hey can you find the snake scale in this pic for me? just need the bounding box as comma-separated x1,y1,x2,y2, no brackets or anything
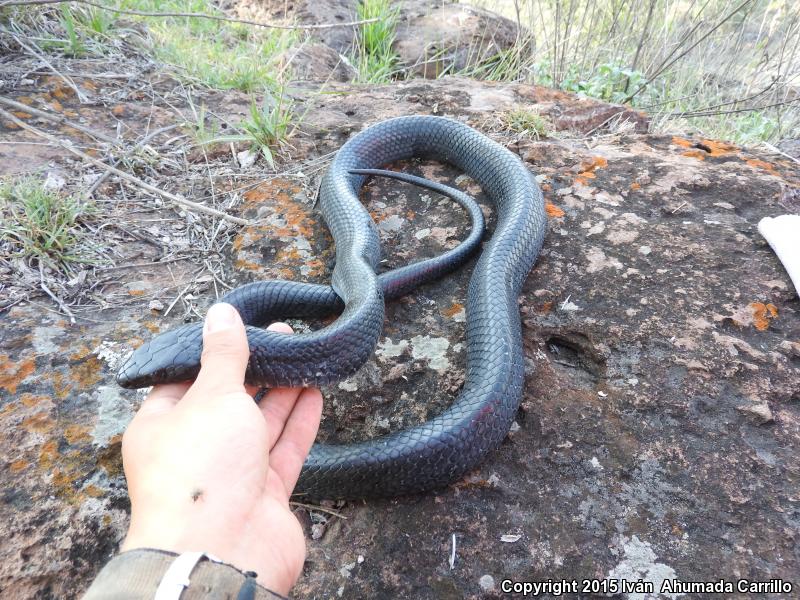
117,115,546,500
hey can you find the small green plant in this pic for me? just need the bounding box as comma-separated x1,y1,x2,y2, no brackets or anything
202,91,296,166
460,46,528,82
116,0,296,91
184,100,219,146
58,5,86,57
0,177,98,273
240,94,294,166
74,5,116,37
352,0,400,83
499,107,550,139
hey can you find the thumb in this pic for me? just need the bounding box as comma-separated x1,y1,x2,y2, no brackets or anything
193,302,250,395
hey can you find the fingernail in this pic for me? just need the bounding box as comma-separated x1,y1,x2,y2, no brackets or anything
204,303,238,334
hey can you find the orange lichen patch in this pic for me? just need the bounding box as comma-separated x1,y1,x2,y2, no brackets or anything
70,345,93,361
751,302,778,331
234,258,263,272
442,302,464,318
745,159,777,175
111,104,126,116
142,321,160,334
681,150,706,161
0,402,18,419
64,424,91,445
15,96,33,105
545,202,565,218
243,178,301,206
11,110,32,119
454,472,497,489
70,356,103,389
22,412,55,434
700,139,737,156
368,209,388,223
49,100,63,112
537,301,554,314
49,82,74,99
278,208,318,238
43,444,99,503
39,439,59,470
0,354,36,394
128,289,146,296
52,371,72,400
83,484,105,498
671,137,693,148
278,267,295,279
582,156,608,171
406,210,415,221
232,229,266,253
575,156,607,186
21,393,50,408
232,235,245,251
630,182,641,191
52,467,80,498
276,245,302,262
541,183,552,192
10,459,28,473
304,259,326,277
98,434,123,477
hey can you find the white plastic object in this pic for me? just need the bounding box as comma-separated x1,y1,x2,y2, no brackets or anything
154,552,222,600
758,215,800,299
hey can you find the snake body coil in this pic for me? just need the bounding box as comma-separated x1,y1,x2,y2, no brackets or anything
117,116,546,499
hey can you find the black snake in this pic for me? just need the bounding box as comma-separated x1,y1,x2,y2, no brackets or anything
117,116,546,499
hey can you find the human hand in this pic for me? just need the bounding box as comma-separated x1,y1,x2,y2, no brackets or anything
120,303,323,595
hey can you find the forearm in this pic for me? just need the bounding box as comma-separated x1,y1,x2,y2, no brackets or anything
82,549,288,600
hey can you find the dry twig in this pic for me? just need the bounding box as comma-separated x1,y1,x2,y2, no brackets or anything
0,0,379,30
0,26,88,102
87,123,179,197
0,107,249,225
0,94,119,145
39,263,76,323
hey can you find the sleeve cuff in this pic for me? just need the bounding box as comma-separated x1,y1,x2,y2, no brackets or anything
82,548,288,600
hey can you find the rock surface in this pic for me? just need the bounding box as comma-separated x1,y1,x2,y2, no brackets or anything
278,42,357,82
2,75,799,600
394,3,521,78
236,0,521,79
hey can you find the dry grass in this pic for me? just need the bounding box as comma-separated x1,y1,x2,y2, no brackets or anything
462,0,800,144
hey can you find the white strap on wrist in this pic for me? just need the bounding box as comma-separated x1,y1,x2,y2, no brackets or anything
153,551,222,600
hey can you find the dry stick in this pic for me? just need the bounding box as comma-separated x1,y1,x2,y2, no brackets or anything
0,95,120,145
667,81,779,116
623,0,757,104
88,123,179,197
670,97,800,118
583,110,629,137
761,142,800,166
0,0,378,30
0,26,88,102
289,501,347,519
0,107,249,225
625,0,657,93
39,263,76,324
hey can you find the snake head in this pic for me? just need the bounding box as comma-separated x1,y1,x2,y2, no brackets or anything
116,323,204,389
